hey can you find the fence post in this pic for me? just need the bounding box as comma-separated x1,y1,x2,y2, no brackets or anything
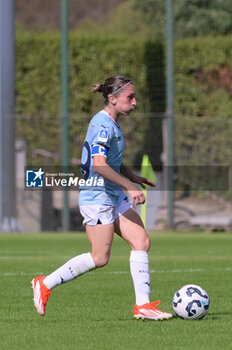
165,0,175,229
0,0,19,232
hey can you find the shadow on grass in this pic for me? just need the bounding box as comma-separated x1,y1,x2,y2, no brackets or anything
172,312,232,321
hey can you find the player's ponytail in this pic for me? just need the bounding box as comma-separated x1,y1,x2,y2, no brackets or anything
91,75,133,105
91,83,104,93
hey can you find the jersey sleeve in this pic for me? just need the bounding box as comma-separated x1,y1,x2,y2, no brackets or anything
90,121,113,157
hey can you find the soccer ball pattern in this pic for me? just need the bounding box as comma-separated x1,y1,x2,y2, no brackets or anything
173,284,210,320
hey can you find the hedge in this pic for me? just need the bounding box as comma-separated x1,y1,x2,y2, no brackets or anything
16,32,165,167
174,35,232,167
16,32,232,188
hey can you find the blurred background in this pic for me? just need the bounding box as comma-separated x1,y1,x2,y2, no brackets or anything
0,0,232,233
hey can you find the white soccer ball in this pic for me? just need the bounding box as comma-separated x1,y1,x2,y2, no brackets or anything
173,284,210,320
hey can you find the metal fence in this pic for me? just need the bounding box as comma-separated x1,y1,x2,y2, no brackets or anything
15,113,232,232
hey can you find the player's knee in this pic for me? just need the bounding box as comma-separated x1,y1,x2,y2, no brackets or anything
133,235,150,252
144,236,151,252
92,254,110,268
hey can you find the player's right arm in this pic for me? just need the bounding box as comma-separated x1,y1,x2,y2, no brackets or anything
93,155,146,208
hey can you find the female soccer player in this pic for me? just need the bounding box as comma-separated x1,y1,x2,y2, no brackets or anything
32,75,172,320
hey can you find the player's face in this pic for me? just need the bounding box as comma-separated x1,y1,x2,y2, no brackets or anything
114,84,137,116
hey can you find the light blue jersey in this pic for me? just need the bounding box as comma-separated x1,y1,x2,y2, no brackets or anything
79,110,125,206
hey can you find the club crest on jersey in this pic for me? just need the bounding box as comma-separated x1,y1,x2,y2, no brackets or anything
98,129,108,142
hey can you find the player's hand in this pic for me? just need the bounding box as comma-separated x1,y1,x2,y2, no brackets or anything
132,175,156,189
128,184,146,207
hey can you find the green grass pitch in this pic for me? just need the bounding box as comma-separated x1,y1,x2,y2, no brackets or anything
0,232,231,350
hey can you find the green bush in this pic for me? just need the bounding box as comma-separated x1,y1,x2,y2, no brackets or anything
16,31,232,201
16,32,164,166
174,36,232,167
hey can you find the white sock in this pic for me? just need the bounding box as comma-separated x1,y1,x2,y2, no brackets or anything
130,250,150,306
43,252,96,290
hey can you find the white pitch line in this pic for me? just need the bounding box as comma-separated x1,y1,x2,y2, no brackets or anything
0,267,231,277
100,267,232,275
0,272,45,277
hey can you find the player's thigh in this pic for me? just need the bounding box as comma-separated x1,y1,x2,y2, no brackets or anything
86,223,115,267
114,208,150,251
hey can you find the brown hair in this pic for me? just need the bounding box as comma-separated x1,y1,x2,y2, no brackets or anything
91,75,133,104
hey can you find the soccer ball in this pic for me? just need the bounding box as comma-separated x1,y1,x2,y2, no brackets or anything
173,284,210,320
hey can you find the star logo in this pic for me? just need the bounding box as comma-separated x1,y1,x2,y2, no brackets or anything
33,168,44,181
26,168,44,188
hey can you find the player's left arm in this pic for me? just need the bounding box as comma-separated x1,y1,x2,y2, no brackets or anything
120,163,156,189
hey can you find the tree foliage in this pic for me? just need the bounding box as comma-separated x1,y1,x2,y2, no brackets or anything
134,0,232,38
15,0,126,30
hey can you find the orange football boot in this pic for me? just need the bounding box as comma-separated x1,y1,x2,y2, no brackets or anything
134,300,173,320
32,276,52,316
